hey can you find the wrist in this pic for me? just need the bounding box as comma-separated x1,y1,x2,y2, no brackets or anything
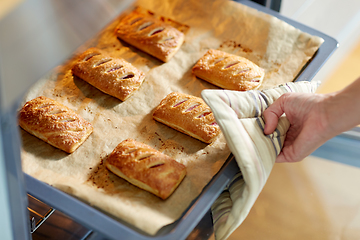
322,89,360,137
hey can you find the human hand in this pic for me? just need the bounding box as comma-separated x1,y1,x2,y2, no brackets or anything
262,92,330,163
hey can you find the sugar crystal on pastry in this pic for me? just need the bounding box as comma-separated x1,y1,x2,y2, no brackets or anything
72,47,145,101
192,49,265,91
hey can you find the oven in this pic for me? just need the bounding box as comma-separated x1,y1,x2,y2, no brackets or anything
0,0,343,239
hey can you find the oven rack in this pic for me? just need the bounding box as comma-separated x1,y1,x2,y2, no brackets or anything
28,194,95,239
27,194,55,233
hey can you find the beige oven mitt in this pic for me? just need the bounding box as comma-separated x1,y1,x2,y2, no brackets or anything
201,81,319,240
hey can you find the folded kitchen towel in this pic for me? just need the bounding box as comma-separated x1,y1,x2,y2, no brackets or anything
201,81,319,240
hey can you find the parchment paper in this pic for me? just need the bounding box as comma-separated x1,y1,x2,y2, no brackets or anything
20,0,324,235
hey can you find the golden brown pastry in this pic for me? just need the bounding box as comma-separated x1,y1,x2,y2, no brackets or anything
72,47,145,101
114,8,185,62
153,92,220,143
18,96,93,153
106,139,186,200
192,49,265,91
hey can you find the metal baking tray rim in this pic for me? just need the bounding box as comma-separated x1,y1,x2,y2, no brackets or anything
24,1,338,239
26,154,238,239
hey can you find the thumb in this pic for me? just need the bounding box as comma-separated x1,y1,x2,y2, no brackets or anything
262,96,287,135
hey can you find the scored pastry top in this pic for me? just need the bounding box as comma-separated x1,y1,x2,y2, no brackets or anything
192,49,265,91
153,92,220,143
105,138,186,200
18,96,93,153
72,47,145,101
115,8,185,62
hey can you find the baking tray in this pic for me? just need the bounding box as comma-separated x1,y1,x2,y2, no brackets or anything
24,0,338,239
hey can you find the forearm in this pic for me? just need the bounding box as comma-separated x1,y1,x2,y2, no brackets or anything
323,77,360,137
262,77,360,163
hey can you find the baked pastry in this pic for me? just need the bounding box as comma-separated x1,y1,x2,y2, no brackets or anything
72,47,145,101
18,96,93,153
114,8,185,62
153,92,220,143
192,49,265,91
106,139,186,200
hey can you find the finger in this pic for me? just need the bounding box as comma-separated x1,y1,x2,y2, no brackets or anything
263,97,286,135
276,148,300,163
275,134,299,163
275,152,287,163
263,111,279,135
276,133,311,163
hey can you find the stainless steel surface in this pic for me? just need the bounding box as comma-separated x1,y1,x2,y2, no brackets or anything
25,155,239,240
0,0,132,239
0,0,133,110
22,0,338,235
27,195,92,240
28,195,55,233
0,107,31,239
0,0,339,239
